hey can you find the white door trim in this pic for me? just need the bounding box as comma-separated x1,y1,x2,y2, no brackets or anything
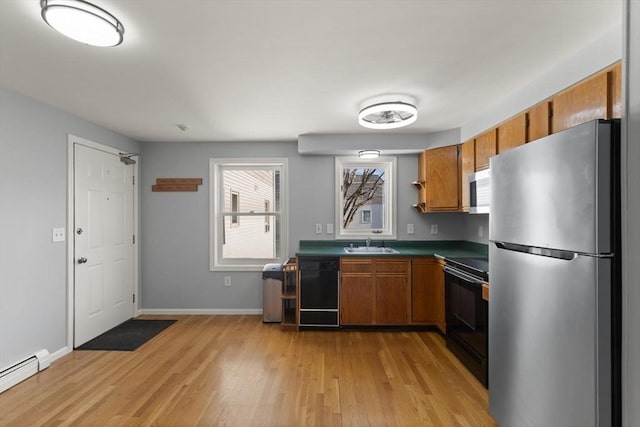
66,135,139,350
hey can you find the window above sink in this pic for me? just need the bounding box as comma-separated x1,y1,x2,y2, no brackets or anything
335,156,397,240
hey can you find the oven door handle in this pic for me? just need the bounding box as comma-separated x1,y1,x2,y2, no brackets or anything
443,265,484,285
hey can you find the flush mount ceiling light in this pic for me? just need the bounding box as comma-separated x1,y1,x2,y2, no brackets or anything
358,150,381,159
358,101,418,130
41,0,124,47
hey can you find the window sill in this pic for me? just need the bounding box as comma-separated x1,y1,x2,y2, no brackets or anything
211,264,280,272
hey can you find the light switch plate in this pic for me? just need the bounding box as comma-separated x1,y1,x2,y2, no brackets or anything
315,224,322,234
326,223,334,234
430,224,439,235
407,224,415,234
479,226,484,237
52,227,65,243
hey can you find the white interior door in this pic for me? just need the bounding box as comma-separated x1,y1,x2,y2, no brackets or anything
74,143,134,347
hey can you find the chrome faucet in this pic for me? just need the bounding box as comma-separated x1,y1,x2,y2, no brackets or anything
366,237,371,248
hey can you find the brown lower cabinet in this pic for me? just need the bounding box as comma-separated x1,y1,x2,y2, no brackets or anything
340,275,375,324
376,259,411,324
340,256,444,329
340,257,410,325
411,258,446,333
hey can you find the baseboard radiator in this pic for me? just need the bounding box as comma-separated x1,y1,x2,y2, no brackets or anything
0,349,50,394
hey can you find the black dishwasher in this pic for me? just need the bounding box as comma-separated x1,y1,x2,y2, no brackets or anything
298,257,340,327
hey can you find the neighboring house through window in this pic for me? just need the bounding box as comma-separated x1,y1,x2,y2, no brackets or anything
210,158,288,270
361,209,371,224
230,191,239,226
264,200,271,233
335,157,397,239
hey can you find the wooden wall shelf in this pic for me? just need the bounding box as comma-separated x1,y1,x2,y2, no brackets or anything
412,203,426,213
152,178,203,192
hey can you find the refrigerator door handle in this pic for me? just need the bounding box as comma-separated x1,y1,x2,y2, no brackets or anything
493,241,577,261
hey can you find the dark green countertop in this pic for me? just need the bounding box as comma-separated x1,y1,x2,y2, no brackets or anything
296,240,488,259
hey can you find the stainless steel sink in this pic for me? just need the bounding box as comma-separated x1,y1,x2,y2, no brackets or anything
343,246,400,254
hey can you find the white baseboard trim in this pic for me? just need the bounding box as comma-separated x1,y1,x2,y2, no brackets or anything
137,308,263,316
50,346,72,363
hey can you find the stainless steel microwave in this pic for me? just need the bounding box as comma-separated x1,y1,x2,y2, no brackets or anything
469,169,490,214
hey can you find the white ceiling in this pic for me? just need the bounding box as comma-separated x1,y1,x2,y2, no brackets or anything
0,0,622,143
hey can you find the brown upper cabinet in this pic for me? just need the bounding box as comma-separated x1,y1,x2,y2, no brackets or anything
611,62,622,119
497,112,527,153
462,62,620,157
424,145,460,212
459,139,475,212
552,71,607,133
415,62,622,216
474,129,497,171
552,63,621,134
528,101,551,143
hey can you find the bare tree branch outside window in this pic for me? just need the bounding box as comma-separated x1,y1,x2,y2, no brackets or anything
335,157,395,238
342,168,384,228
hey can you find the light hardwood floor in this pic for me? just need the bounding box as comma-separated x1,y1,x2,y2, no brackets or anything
0,315,497,426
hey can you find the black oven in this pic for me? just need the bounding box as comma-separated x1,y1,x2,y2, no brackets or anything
444,257,489,387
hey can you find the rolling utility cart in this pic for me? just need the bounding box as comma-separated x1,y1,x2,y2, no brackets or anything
281,258,299,330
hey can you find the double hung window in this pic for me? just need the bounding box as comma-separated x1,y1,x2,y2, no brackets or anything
210,158,288,270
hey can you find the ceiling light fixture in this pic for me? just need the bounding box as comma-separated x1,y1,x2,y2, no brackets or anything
41,0,125,47
358,150,381,159
358,101,418,130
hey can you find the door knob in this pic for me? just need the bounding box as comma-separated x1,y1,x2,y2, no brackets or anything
77,257,88,264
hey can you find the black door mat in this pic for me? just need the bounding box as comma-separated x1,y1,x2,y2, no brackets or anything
76,319,176,351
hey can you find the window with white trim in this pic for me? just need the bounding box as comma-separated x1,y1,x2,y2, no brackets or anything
335,156,396,239
210,159,288,270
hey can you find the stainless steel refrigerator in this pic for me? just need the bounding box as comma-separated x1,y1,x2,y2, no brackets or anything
489,119,621,427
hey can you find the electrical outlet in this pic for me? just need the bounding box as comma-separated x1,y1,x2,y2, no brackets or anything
430,224,439,235
479,225,484,237
326,223,334,234
52,227,65,243
224,276,231,287
315,224,322,234
407,224,415,234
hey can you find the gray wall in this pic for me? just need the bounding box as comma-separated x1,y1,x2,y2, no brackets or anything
464,214,489,245
139,141,475,310
0,86,140,369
